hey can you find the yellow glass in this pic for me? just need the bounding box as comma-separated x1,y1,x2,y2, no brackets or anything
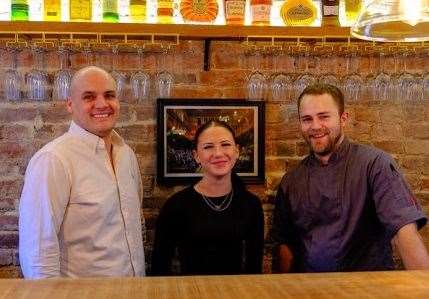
157,0,174,23
281,0,318,26
44,0,61,21
130,0,146,22
70,0,92,21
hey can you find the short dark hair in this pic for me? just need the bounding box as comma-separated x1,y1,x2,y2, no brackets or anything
297,83,345,115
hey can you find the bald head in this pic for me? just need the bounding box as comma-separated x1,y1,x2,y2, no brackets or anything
70,66,116,100
66,65,120,138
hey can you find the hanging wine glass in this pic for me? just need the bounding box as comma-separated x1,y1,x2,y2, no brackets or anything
155,44,174,99
341,45,364,102
396,48,423,101
418,46,429,100
110,45,127,100
317,44,340,87
130,46,150,103
293,45,316,99
270,45,293,102
372,48,391,101
53,46,73,101
82,44,93,66
26,45,49,101
246,46,267,101
2,46,23,101
363,45,377,101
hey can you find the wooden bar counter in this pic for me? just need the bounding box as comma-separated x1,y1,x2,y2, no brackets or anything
1,271,429,299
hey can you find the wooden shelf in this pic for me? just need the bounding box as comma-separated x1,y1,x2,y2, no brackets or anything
0,21,352,40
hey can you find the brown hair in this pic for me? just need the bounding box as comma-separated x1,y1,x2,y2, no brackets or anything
193,120,245,191
193,120,237,149
297,83,345,115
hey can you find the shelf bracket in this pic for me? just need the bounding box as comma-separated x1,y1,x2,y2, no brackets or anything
203,39,211,71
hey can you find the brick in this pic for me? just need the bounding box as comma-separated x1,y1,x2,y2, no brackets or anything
398,156,425,174
422,177,429,191
404,123,429,139
33,123,68,141
0,179,22,203
136,155,156,174
372,141,405,155
0,124,33,140
354,108,380,123
402,104,428,122
0,266,21,278
210,42,244,69
134,106,156,122
199,70,246,87
296,140,309,157
405,140,429,155
266,158,287,173
347,121,371,140
117,124,156,142
266,172,284,192
0,106,38,123
0,249,13,265
265,103,287,124
266,122,301,141
0,213,18,231
221,87,246,99
371,123,404,140
172,85,222,99
0,142,32,160
0,232,18,249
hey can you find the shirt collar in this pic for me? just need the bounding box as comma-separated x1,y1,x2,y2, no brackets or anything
309,137,350,166
68,121,124,153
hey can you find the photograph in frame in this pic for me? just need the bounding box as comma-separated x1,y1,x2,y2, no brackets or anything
157,99,265,184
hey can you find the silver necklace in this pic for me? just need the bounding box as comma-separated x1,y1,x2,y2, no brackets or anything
201,189,234,212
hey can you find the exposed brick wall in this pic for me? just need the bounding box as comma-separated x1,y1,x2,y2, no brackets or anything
0,41,428,277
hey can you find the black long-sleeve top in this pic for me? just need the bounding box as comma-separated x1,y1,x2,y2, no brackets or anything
151,185,264,275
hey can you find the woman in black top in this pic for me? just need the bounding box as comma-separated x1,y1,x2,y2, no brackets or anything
151,120,264,275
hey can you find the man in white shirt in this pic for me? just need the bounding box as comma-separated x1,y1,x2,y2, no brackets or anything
19,66,145,279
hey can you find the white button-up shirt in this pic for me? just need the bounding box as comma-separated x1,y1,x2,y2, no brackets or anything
19,121,145,279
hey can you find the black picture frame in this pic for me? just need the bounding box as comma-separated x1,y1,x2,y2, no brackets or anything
157,98,265,185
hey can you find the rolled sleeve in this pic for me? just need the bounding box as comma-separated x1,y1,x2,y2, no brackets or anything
369,153,427,238
19,152,71,279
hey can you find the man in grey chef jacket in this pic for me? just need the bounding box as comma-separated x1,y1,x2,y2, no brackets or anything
19,66,146,278
271,83,429,272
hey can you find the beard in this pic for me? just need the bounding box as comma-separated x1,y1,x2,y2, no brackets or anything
304,127,343,157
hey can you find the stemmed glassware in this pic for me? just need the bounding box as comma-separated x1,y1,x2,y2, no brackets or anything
423,47,429,100
363,46,377,101
130,46,150,102
341,45,364,102
26,45,49,101
246,46,267,101
372,49,392,101
53,46,73,101
110,45,127,100
316,44,340,86
395,48,423,101
155,44,174,99
292,45,316,99
270,45,293,102
2,46,23,101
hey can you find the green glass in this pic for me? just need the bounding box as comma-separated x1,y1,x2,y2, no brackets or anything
11,0,29,21
103,0,119,23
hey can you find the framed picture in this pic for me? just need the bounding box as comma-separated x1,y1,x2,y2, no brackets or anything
157,99,265,185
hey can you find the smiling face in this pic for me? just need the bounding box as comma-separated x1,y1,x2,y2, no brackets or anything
193,126,239,180
67,67,119,138
299,93,348,161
